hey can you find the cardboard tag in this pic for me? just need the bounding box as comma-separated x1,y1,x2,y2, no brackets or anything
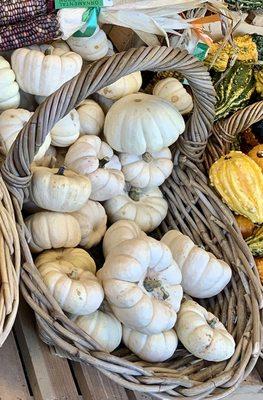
55,0,112,8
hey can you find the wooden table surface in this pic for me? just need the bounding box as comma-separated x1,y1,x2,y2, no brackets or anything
0,300,262,400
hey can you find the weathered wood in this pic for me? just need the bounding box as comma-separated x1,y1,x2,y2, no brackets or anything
0,332,30,400
72,362,130,400
14,300,80,400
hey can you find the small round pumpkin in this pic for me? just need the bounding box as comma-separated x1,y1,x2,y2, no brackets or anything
98,72,142,100
76,99,105,136
104,93,185,155
35,248,104,315
51,110,80,147
104,186,168,233
234,215,255,239
248,144,263,171
176,300,235,362
64,135,125,201
11,43,82,96
67,29,109,61
25,211,81,253
153,77,193,115
120,148,173,189
97,237,183,334
30,166,91,212
0,56,20,111
70,200,107,249
0,108,51,160
103,220,146,257
72,302,122,352
162,230,232,299
123,327,178,362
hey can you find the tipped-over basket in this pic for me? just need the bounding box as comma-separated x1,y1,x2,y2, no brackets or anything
1,47,262,399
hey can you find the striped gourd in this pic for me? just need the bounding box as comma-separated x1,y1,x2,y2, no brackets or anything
246,227,263,257
226,0,263,10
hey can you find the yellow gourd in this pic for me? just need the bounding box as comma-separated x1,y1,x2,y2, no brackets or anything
209,151,263,223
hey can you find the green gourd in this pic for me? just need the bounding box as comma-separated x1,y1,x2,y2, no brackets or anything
226,0,263,11
246,226,263,257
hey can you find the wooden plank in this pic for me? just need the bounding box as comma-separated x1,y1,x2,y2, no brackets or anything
14,299,80,400
235,369,263,394
126,391,152,400
0,332,31,400
72,362,130,400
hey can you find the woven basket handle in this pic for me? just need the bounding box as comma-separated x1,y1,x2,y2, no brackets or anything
2,46,215,206
205,100,263,169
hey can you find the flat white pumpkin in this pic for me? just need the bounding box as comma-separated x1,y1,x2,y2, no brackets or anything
120,148,173,189
11,43,82,96
0,56,20,111
76,99,105,136
103,220,146,257
123,327,178,362
51,110,80,147
97,237,183,334
176,300,235,362
67,29,109,61
65,135,125,201
30,166,91,212
72,302,122,352
70,200,107,249
153,78,193,115
36,248,104,314
104,93,185,155
0,108,51,160
98,71,142,100
104,186,168,232
25,211,81,253
161,230,232,298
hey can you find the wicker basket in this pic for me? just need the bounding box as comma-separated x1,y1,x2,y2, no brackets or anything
1,47,262,399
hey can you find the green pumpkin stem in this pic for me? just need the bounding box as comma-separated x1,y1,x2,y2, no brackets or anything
142,152,153,163
129,187,142,202
56,166,66,176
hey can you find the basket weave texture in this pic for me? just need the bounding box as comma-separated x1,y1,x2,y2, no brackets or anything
1,47,262,399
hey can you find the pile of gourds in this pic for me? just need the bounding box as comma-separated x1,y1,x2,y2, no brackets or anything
0,37,238,363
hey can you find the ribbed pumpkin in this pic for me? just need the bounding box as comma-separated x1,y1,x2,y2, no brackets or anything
209,151,263,223
248,144,263,171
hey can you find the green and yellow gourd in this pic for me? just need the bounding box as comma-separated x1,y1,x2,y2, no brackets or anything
213,62,255,120
255,67,263,97
246,227,263,257
226,0,263,10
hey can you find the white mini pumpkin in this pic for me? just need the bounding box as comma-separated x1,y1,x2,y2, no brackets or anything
161,230,232,298
65,135,125,201
30,166,91,212
98,72,142,100
120,148,173,189
25,211,81,253
103,220,146,257
51,110,80,147
0,56,20,111
153,78,193,115
104,93,185,155
72,302,122,352
76,99,105,136
67,29,109,61
104,186,168,232
176,300,235,362
97,237,183,334
11,43,82,96
0,108,51,160
36,248,104,315
123,327,178,362
33,145,57,168
70,200,107,249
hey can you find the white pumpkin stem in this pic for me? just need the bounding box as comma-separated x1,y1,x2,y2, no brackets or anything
44,46,54,56
142,152,153,163
56,166,66,176
143,277,169,300
129,187,142,202
208,318,218,329
99,157,110,168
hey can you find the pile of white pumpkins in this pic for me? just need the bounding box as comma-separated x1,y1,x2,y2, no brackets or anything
0,34,236,364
